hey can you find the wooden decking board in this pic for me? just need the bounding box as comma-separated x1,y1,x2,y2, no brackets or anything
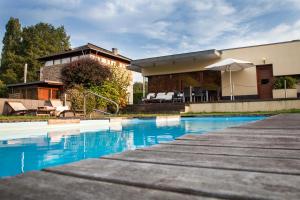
44,159,300,200
170,139,300,149
215,128,300,136
178,134,300,141
139,144,300,159
0,114,300,199
102,150,300,175
0,172,213,200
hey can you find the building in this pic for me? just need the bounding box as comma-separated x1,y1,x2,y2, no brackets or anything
129,40,300,101
8,43,133,103
7,80,63,100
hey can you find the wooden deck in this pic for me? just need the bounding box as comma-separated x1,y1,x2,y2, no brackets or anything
1,114,300,200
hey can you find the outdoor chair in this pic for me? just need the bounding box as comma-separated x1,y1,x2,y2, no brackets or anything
183,87,192,102
164,92,175,102
173,91,184,102
142,93,156,103
152,92,167,103
5,101,35,115
49,99,72,117
193,87,205,102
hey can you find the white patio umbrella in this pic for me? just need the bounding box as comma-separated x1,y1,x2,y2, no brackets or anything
205,58,254,100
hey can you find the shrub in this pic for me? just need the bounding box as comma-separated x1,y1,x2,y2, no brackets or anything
66,85,96,115
133,93,143,104
274,76,297,89
90,81,120,113
62,58,112,88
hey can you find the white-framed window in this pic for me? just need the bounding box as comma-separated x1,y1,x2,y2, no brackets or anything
54,59,61,65
45,60,53,66
62,57,70,64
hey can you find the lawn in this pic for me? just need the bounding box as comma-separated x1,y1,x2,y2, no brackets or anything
1,109,300,122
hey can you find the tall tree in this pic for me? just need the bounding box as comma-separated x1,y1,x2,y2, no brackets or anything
0,17,24,84
21,23,70,81
0,18,71,84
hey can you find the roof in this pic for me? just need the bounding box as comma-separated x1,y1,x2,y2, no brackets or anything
38,43,131,62
129,49,221,72
221,39,300,51
7,80,64,87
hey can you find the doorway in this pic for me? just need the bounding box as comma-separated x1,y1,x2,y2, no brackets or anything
256,65,274,99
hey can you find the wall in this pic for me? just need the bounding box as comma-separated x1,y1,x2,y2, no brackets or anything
221,41,300,96
140,41,300,98
185,99,300,113
0,98,47,115
41,54,134,105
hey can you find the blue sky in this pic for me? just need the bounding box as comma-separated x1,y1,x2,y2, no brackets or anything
1,0,300,81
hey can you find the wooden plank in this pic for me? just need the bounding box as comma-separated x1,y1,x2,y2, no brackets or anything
44,159,300,200
103,150,300,175
0,172,213,200
138,144,300,159
178,134,300,142
170,138,300,150
216,128,300,136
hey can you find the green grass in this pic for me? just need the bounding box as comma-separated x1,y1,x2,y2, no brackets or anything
1,109,299,122
0,115,55,122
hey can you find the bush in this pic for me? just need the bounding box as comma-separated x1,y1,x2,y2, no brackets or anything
66,85,96,115
62,58,112,88
90,81,120,113
274,76,297,89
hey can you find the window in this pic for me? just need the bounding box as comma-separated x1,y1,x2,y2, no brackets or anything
261,79,270,85
62,58,70,64
45,60,53,66
54,59,61,65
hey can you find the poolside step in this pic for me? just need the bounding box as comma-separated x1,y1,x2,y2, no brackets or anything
48,119,80,125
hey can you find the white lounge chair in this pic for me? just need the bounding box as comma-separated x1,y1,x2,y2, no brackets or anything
49,99,70,117
164,92,175,102
142,93,156,103
152,92,166,103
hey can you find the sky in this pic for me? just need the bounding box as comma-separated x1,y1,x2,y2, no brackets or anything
1,0,300,82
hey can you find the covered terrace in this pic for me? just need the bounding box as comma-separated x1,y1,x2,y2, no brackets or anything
129,49,222,103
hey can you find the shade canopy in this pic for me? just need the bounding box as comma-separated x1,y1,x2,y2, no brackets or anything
205,58,254,71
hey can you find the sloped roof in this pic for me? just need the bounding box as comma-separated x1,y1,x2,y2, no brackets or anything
38,43,131,62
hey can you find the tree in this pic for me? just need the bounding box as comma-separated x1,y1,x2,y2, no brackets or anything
0,80,8,97
0,17,24,84
21,23,70,81
62,58,112,88
0,18,71,84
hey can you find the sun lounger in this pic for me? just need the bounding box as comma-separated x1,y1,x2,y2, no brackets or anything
49,99,71,117
142,93,156,103
5,101,34,115
151,92,166,103
164,92,175,102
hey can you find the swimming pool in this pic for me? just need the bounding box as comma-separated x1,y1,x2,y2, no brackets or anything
0,116,265,178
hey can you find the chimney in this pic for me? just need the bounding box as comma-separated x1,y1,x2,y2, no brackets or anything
24,63,28,83
112,48,119,55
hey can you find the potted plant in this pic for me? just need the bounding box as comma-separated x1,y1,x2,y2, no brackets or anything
272,76,297,99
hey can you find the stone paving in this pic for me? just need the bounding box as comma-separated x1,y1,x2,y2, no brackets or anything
1,114,300,200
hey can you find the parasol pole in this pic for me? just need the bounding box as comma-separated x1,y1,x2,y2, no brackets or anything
228,66,233,101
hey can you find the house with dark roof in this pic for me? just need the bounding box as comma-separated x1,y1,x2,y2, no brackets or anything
8,43,133,103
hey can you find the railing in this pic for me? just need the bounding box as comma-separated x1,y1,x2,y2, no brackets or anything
83,90,119,116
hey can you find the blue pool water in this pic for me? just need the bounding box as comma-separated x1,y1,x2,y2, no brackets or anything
0,116,265,178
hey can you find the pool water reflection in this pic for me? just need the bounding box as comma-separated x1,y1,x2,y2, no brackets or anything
0,116,265,178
